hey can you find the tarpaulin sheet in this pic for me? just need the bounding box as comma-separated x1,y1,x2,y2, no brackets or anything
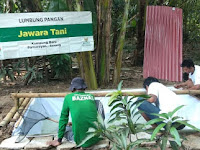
143,6,182,81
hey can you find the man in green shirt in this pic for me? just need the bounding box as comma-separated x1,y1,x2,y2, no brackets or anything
48,77,101,148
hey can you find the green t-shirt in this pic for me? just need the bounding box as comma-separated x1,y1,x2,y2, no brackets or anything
58,91,100,147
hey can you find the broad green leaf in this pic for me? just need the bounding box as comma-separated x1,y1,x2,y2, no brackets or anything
87,127,96,133
132,110,141,118
105,92,115,97
109,99,121,106
113,132,123,148
110,110,123,118
176,120,200,131
131,98,146,107
108,116,123,123
146,118,165,126
110,103,124,112
120,129,128,149
118,80,123,91
168,105,184,118
151,123,166,140
172,116,182,122
108,91,122,106
122,96,128,105
151,113,169,119
170,127,181,146
97,114,105,129
130,100,145,114
77,132,96,147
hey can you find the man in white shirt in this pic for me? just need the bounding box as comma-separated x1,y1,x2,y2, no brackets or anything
139,77,184,129
174,59,200,90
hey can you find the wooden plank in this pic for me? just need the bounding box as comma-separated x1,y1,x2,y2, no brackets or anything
24,136,53,149
0,136,30,149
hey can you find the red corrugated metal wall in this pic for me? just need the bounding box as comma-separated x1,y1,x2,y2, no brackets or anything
143,6,182,81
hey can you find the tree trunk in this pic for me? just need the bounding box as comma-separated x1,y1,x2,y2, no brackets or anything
96,0,112,86
113,0,130,85
133,0,146,66
159,0,164,5
111,25,119,56
76,0,98,90
19,0,42,12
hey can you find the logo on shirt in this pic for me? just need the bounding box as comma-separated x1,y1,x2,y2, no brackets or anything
72,95,94,101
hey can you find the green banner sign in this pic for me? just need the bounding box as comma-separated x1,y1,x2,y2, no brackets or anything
0,12,94,60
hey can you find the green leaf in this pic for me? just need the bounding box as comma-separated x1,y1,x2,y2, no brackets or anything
161,136,168,150
176,120,200,131
168,105,184,118
117,80,123,91
97,114,105,129
131,19,137,27
172,116,182,122
77,132,96,147
151,113,169,119
110,103,124,112
128,139,150,149
109,99,121,106
135,94,151,99
120,129,128,149
146,118,165,126
170,127,181,146
122,96,128,105
108,91,122,106
169,140,179,150
151,123,166,140
87,127,96,133
110,110,123,118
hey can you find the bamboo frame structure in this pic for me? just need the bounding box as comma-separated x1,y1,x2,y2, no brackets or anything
11,89,200,98
1,89,199,128
14,97,32,128
10,89,200,108
0,98,24,127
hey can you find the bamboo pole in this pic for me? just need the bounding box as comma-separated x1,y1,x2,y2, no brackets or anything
14,98,33,128
0,97,24,127
9,97,31,127
10,98,24,122
11,89,200,98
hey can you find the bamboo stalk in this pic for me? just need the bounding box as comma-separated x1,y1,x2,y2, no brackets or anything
0,98,24,127
10,98,25,122
11,89,200,98
9,97,31,127
14,98,33,128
